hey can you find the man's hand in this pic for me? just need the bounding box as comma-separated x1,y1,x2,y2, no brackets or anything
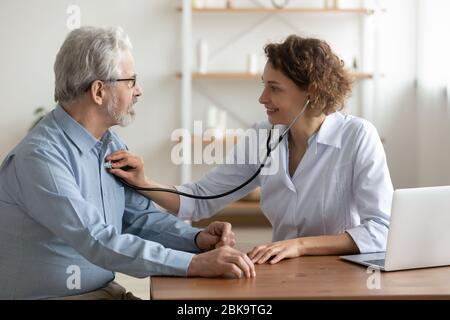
195,221,236,251
187,246,256,279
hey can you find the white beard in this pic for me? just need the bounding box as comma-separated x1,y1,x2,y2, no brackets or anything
107,95,136,127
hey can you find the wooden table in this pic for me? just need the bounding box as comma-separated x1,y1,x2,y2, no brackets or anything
150,243,450,300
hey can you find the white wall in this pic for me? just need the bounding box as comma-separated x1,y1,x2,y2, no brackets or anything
375,0,418,188
415,0,450,187
0,0,423,188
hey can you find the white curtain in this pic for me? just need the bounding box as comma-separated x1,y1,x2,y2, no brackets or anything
416,0,450,186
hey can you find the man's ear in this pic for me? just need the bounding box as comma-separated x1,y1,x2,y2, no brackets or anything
89,80,105,106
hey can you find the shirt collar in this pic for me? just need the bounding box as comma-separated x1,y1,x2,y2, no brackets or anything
315,111,345,149
53,104,112,154
273,111,344,149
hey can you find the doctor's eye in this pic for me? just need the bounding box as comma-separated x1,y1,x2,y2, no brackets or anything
270,86,281,93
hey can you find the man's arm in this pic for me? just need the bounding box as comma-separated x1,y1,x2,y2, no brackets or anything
14,148,253,279
121,189,202,253
14,148,194,278
122,189,237,251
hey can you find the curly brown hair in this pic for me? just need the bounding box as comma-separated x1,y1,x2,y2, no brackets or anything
264,35,352,115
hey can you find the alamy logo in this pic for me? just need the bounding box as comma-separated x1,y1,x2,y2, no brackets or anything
66,5,81,30
366,266,381,290
170,122,281,176
66,265,81,290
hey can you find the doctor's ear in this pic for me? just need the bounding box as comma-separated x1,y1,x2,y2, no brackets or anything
306,96,314,109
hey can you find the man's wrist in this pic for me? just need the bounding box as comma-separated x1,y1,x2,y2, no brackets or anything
194,230,203,250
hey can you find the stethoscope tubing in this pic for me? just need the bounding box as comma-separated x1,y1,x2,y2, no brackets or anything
114,100,310,200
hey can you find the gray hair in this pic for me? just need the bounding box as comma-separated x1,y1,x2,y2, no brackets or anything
54,26,133,104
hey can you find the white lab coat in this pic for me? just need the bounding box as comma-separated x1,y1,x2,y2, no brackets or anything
176,112,393,253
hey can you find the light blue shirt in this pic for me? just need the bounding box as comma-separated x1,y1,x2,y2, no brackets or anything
0,105,201,299
177,112,393,253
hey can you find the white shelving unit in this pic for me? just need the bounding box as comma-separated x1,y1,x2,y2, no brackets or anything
178,0,383,213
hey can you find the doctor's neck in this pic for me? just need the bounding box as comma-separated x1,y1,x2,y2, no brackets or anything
288,110,326,148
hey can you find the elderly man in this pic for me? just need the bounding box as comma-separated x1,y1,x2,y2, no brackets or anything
0,26,255,300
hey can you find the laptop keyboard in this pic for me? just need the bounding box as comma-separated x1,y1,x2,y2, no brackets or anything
365,259,385,267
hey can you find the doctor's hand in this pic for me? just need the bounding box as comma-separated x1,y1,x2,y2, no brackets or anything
105,150,149,187
247,239,304,264
195,221,236,251
188,246,256,279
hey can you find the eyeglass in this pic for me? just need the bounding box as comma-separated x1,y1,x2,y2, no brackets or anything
113,76,137,89
84,75,137,91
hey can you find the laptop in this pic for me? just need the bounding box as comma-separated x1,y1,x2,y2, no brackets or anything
340,186,450,271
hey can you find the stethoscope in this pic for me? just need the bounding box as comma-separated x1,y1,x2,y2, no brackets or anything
107,99,310,199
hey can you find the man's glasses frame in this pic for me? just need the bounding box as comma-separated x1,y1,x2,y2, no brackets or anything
84,75,137,91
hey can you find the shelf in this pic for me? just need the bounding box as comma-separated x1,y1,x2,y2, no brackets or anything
177,71,374,81
191,200,268,228
178,134,385,145
176,134,238,144
226,200,260,210
176,72,258,80
178,7,375,15
194,72,261,80
351,72,374,80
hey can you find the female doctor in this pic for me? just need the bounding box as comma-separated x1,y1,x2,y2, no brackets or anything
106,35,394,265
